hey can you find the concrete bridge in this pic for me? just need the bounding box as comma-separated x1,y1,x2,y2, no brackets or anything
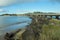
26,13,60,19
29,13,60,19
16,13,60,19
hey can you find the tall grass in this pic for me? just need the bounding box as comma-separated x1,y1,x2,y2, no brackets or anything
40,19,60,40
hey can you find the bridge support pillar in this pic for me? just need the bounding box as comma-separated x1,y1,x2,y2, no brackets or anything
38,15,41,17
50,16,52,18
56,16,59,19
40,15,45,17
45,15,47,17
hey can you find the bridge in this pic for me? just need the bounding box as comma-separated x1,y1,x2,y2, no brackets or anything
15,13,60,19
28,13,60,19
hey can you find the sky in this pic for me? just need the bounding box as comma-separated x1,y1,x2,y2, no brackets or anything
0,0,60,14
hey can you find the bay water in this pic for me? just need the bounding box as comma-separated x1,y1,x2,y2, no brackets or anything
0,16,32,35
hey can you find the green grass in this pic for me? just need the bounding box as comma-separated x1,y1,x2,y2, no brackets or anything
40,19,60,40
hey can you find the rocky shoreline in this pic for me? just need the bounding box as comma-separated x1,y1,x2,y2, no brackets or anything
3,15,49,40
3,15,60,40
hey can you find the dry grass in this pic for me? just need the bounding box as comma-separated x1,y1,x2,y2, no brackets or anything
40,19,60,40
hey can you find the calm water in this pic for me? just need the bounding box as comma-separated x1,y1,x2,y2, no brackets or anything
0,16,32,35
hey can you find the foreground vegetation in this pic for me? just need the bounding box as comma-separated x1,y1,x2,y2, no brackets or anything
41,19,60,40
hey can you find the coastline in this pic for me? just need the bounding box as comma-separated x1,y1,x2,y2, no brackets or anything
1,14,60,40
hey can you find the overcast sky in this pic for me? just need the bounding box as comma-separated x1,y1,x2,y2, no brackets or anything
0,0,60,14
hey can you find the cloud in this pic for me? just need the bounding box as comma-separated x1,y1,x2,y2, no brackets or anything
0,0,17,7
0,0,38,7
0,0,60,7
0,9,6,12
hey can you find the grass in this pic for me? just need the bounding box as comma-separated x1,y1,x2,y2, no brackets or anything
40,19,60,40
